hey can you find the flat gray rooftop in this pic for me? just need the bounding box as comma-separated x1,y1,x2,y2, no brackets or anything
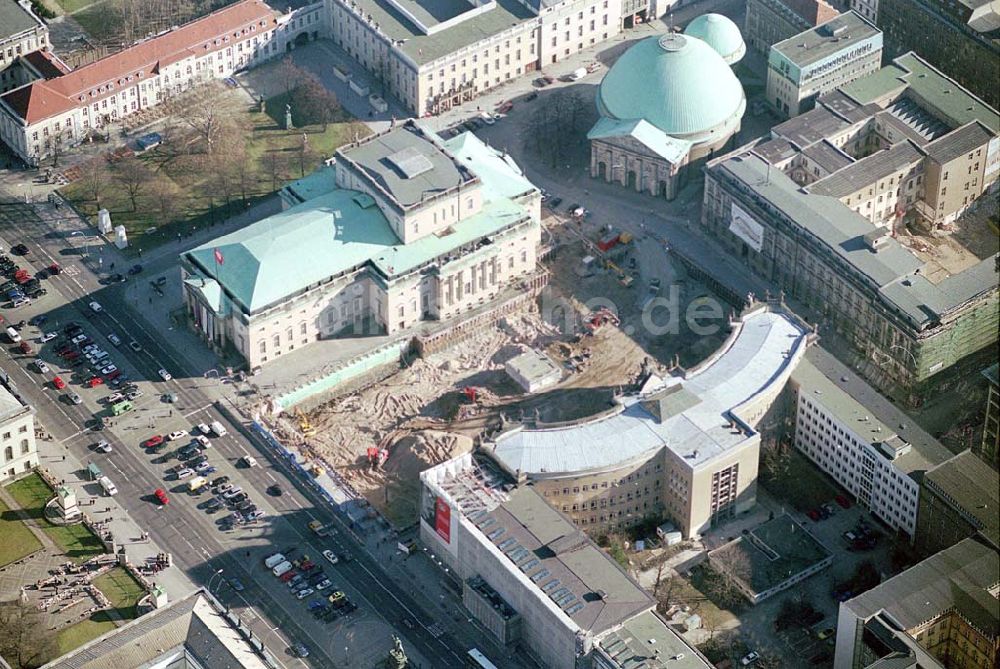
392,0,478,28
596,610,711,669
471,485,655,634
800,139,854,174
335,0,536,66
710,514,831,596
846,537,998,632
792,347,952,476
772,10,881,68
337,124,475,209
772,105,851,149
0,382,26,422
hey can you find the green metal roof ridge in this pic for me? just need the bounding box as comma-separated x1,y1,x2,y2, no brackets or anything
443,131,535,202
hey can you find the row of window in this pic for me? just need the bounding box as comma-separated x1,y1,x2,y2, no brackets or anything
2,441,32,462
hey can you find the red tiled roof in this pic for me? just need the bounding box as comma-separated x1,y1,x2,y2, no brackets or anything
23,50,72,79
0,0,275,125
784,0,839,25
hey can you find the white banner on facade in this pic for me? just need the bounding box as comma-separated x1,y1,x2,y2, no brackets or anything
729,202,764,252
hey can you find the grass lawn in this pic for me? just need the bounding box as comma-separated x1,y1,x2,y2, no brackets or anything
5,474,105,563
60,86,368,257
54,567,145,656
93,567,145,616
0,496,43,567
55,616,117,655
52,0,94,13
760,449,840,512
673,572,739,631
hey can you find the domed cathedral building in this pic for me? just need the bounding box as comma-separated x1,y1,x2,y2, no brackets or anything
587,14,746,200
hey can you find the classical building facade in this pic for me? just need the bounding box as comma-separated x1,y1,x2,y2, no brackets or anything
834,538,999,669
743,0,839,55
482,302,813,539
765,11,882,118
977,364,999,470
325,0,662,116
182,122,541,369
703,54,999,394
0,0,316,165
0,0,49,94
588,17,745,200
0,378,37,483
914,450,998,557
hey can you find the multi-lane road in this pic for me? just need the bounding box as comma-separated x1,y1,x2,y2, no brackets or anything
0,194,474,668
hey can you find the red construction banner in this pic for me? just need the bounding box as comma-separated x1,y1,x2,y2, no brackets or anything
434,497,451,543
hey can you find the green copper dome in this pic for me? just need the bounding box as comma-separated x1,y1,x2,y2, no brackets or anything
683,14,746,64
596,33,745,139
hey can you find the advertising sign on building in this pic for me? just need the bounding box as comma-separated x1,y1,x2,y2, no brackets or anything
434,497,451,543
729,203,765,252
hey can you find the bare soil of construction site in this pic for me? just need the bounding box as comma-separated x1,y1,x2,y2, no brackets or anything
283,223,731,526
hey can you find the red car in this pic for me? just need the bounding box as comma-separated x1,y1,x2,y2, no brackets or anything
48,263,61,275
52,376,66,390
154,488,169,505
18,341,32,354
142,435,164,449
86,376,104,388
835,495,852,509
279,570,298,583
807,509,821,522
105,369,122,381
62,350,79,360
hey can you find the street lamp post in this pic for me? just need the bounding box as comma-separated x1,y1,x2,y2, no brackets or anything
208,567,225,593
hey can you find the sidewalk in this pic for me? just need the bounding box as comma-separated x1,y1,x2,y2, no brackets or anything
34,444,196,599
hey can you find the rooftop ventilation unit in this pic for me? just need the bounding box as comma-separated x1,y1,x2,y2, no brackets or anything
386,146,433,179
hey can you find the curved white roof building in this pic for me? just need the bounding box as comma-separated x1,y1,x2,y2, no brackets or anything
483,303,813,538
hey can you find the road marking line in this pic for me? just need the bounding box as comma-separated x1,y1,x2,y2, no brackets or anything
184,404,214,418
265,472,276,482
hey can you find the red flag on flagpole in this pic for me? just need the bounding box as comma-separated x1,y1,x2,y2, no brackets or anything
214,248,224,265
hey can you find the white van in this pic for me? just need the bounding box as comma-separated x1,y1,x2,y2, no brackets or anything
241,455,258,468
5,327,20,343
210,421,228,437
272,560,293,577
569,67,588,81
98,476,118,496
264,553,286,569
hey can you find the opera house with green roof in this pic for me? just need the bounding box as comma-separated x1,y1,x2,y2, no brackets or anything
180,121,541,369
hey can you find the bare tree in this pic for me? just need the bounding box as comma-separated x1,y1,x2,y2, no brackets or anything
707,549,751,609
150,178,180,224
182,94,225,154
81,157,110,207
760,436,792,482
114,155,153,211
0,599,57,668
261,149,286,192
294,74,341,131
278,56,305,96
652,562,679,614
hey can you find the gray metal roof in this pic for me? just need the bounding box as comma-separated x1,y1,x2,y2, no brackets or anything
337,124,475,209
752,137,798,164
772,10,880,68
808,139,923,198
800,138,854,174
846,537,999,632
771,104,851,149
715,153,923,288
0,0,41,42
490,308,808,474
40,591,271,669
485,486,655,634
792,347,952,476
924,451,1000,548
922,120,996,164
0,382,25,422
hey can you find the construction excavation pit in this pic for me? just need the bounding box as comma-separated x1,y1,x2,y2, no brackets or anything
271,222,733,526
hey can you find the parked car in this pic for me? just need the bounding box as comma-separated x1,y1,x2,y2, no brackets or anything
175,468,195,479
154,488,169,505
89,301,102,312
211,476,230,487
107,333,122,346
322,550,339,565
142,435,164,448
52,376,66,390
128,340,142,352
229,578,245,592
158,368,172,381
741,651,760,666
94,440,112,453
67,392,83,405
39,332,57,343
296,588,315,600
